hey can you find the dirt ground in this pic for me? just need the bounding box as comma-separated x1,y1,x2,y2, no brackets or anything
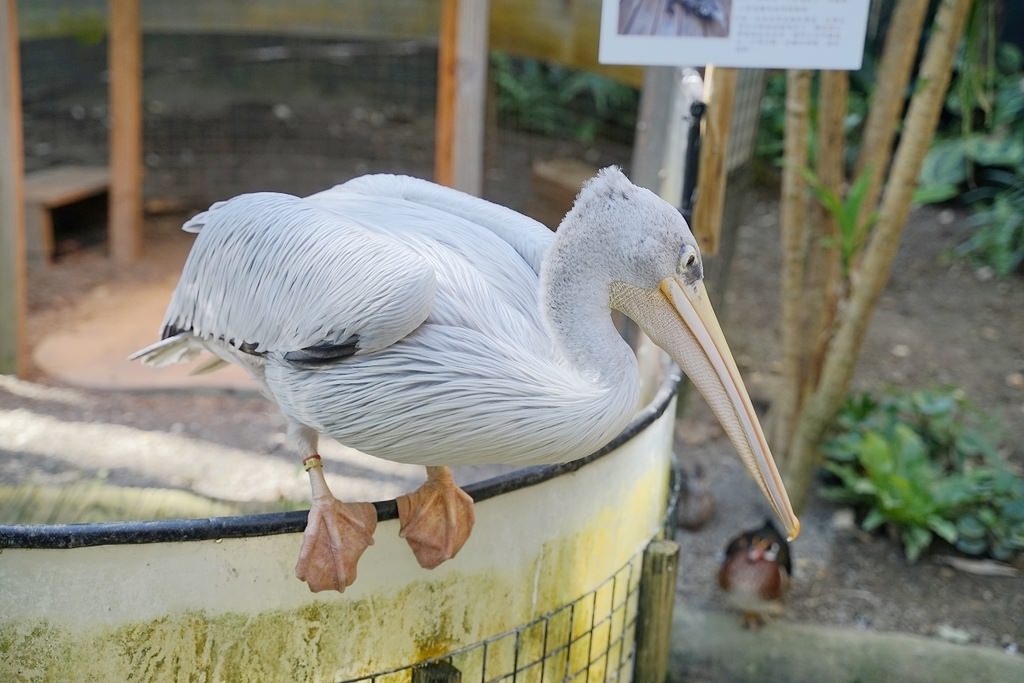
2,179,1022,658
674,195,1024,654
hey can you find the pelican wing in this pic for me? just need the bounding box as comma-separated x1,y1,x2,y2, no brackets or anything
160,192,437,359
307,176,556,348
312,174,554,274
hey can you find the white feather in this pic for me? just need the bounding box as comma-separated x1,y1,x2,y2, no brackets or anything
136,169,699,467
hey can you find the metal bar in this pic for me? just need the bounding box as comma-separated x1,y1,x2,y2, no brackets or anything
511,630,520,680
539,610,549,681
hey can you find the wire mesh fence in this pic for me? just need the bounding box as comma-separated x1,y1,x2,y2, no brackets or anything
17,1,638,220
339,550,643,683
484,53,638,214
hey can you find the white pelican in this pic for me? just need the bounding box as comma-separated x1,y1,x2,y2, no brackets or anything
132,167,798,593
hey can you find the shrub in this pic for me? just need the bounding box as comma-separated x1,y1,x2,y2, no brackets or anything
821,388,1024,562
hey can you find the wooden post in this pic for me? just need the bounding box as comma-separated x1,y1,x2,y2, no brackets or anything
108,0,143,263
434,0,489,195
634,538,680,683
0,0,27,376
691,66,738,256
412,661,461,682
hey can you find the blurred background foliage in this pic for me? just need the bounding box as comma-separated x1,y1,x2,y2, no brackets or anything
756,0,1024,277
490,52,639,145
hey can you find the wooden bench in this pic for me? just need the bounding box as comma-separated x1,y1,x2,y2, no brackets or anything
24,165,110,262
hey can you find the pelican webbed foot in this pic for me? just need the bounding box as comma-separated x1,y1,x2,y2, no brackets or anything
295,456,378,593
397,466,475,569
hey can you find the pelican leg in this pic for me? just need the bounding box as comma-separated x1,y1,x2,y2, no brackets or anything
294,455,378,593
397,466,475,569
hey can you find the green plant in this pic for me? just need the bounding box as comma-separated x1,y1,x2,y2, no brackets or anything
915,35,1024,276
490,53,638,144
821,388,1024,562
957,181,1024,275
803,166,878,278
756,72,787,165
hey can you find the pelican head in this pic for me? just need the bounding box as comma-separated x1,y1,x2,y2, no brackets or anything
551,167,799,539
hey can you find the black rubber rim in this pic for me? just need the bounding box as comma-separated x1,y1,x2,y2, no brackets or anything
0,368,682,549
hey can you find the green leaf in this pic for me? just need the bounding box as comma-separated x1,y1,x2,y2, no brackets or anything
853,478,880,496
859,432,895,473
920,139,969,187
1000,499,1024,522
954,429,998,461
903,526,933,563
819,486,863,504
825,463,869,491
822,433,863,463
990,540,1015,561
914,391,957,416
913,183,961,205
862,508,886,531
957,514,987,539
955,536,988,555
977,507,998,526
927,516,958,543
965,135,1024,167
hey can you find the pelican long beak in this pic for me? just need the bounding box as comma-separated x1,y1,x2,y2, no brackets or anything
625,276,799,540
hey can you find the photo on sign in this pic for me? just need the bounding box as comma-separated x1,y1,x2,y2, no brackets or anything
619,0,731,39
601,0,870,70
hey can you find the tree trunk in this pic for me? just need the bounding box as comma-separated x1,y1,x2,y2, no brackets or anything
783,0,974,511
773,69,812,460
803,70,848,398
854,0,930,234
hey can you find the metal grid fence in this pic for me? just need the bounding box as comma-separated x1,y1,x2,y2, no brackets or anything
18,1,637,219
340,550,643,683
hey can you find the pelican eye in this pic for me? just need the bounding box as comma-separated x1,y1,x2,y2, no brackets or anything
677,244,703,283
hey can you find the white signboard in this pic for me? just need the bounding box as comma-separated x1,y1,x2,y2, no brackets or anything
600,0,871,70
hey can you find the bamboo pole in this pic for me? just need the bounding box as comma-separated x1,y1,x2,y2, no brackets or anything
433,0,489,195
634,539,680,683
772,69,811,459
108,0,143,263
854,0,930,231
0,0,27,376
784,0,974,511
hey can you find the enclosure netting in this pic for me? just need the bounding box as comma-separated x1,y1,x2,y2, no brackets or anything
340,551,643,683
18,1,637,223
